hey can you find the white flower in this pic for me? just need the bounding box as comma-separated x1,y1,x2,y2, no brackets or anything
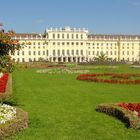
133,111,138,116
0,104,16,124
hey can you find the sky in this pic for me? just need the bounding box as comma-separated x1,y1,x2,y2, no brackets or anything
0,0,140,34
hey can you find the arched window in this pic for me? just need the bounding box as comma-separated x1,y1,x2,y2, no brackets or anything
72,50,74,55
53,34,55,39
58,50,60,56
53,50,55,56
62,50,65,55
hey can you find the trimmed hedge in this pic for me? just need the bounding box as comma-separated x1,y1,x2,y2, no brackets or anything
0,107,28,139
96,103,140,129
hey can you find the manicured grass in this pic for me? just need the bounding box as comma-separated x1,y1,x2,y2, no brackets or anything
11,65,140,140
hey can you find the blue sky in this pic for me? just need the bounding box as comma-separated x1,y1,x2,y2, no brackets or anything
0,0,140,34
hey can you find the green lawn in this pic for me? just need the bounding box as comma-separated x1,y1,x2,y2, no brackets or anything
11,65,140,140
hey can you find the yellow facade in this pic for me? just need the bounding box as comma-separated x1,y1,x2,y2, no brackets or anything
11,27,140,62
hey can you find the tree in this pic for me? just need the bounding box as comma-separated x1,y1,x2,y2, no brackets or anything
0,29,21,73
94,52,108,62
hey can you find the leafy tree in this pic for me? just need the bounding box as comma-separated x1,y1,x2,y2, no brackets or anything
0,29,21,73
94,52,108,62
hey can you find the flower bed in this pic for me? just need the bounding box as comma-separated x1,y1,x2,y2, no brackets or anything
96,103,140,129
118,103,140,116
0,107,28,139
77,73,140,84
0,104,16,124
36,68,89,74
0,73,9,93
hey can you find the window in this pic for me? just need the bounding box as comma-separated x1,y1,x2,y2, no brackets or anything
127,51,129,55
132,58,134,62
81,50,83,55
53,50,55,56
132,51,134,55
57,34,60,39
22,58,24,62
29,51,31,55
67,42,69,45
33,51,36,55
53,34,55,39
62,34,64,39
76,42,79,45
46,50,49,56
62,50,65,55
81,34,83,39
72,50,74,55
72,34,74,39
93,51,94,55
62,42,65,45
22,51,24,55
33,42,35,45
67,50,70,55
17,51,19,55
43,51,45,55
76,34,78,39
38,51,40,55
57,42,60,45
76,50,79,55
58,50,60,56
81,42,83,45
29,58,32,62
38,42,40,45
72,42,74,45
53,42,55,45
67,34,69,39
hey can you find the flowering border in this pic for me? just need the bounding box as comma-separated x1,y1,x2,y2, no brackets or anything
96,103,140,129
77,73,140,84
0,73,9,93
0,107,28,139
0,73,12,101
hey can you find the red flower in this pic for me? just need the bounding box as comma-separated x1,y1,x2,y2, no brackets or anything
0,73,9,93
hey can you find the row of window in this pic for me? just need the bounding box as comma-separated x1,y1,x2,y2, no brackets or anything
52,42,84,46
16,50,84,56
52,50,83,56
89,51,136,56
88,43,140,46
52,33,84,39
88,46,135,49
17,51,48,56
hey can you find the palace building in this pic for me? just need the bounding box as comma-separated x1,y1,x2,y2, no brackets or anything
12,27,140,63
